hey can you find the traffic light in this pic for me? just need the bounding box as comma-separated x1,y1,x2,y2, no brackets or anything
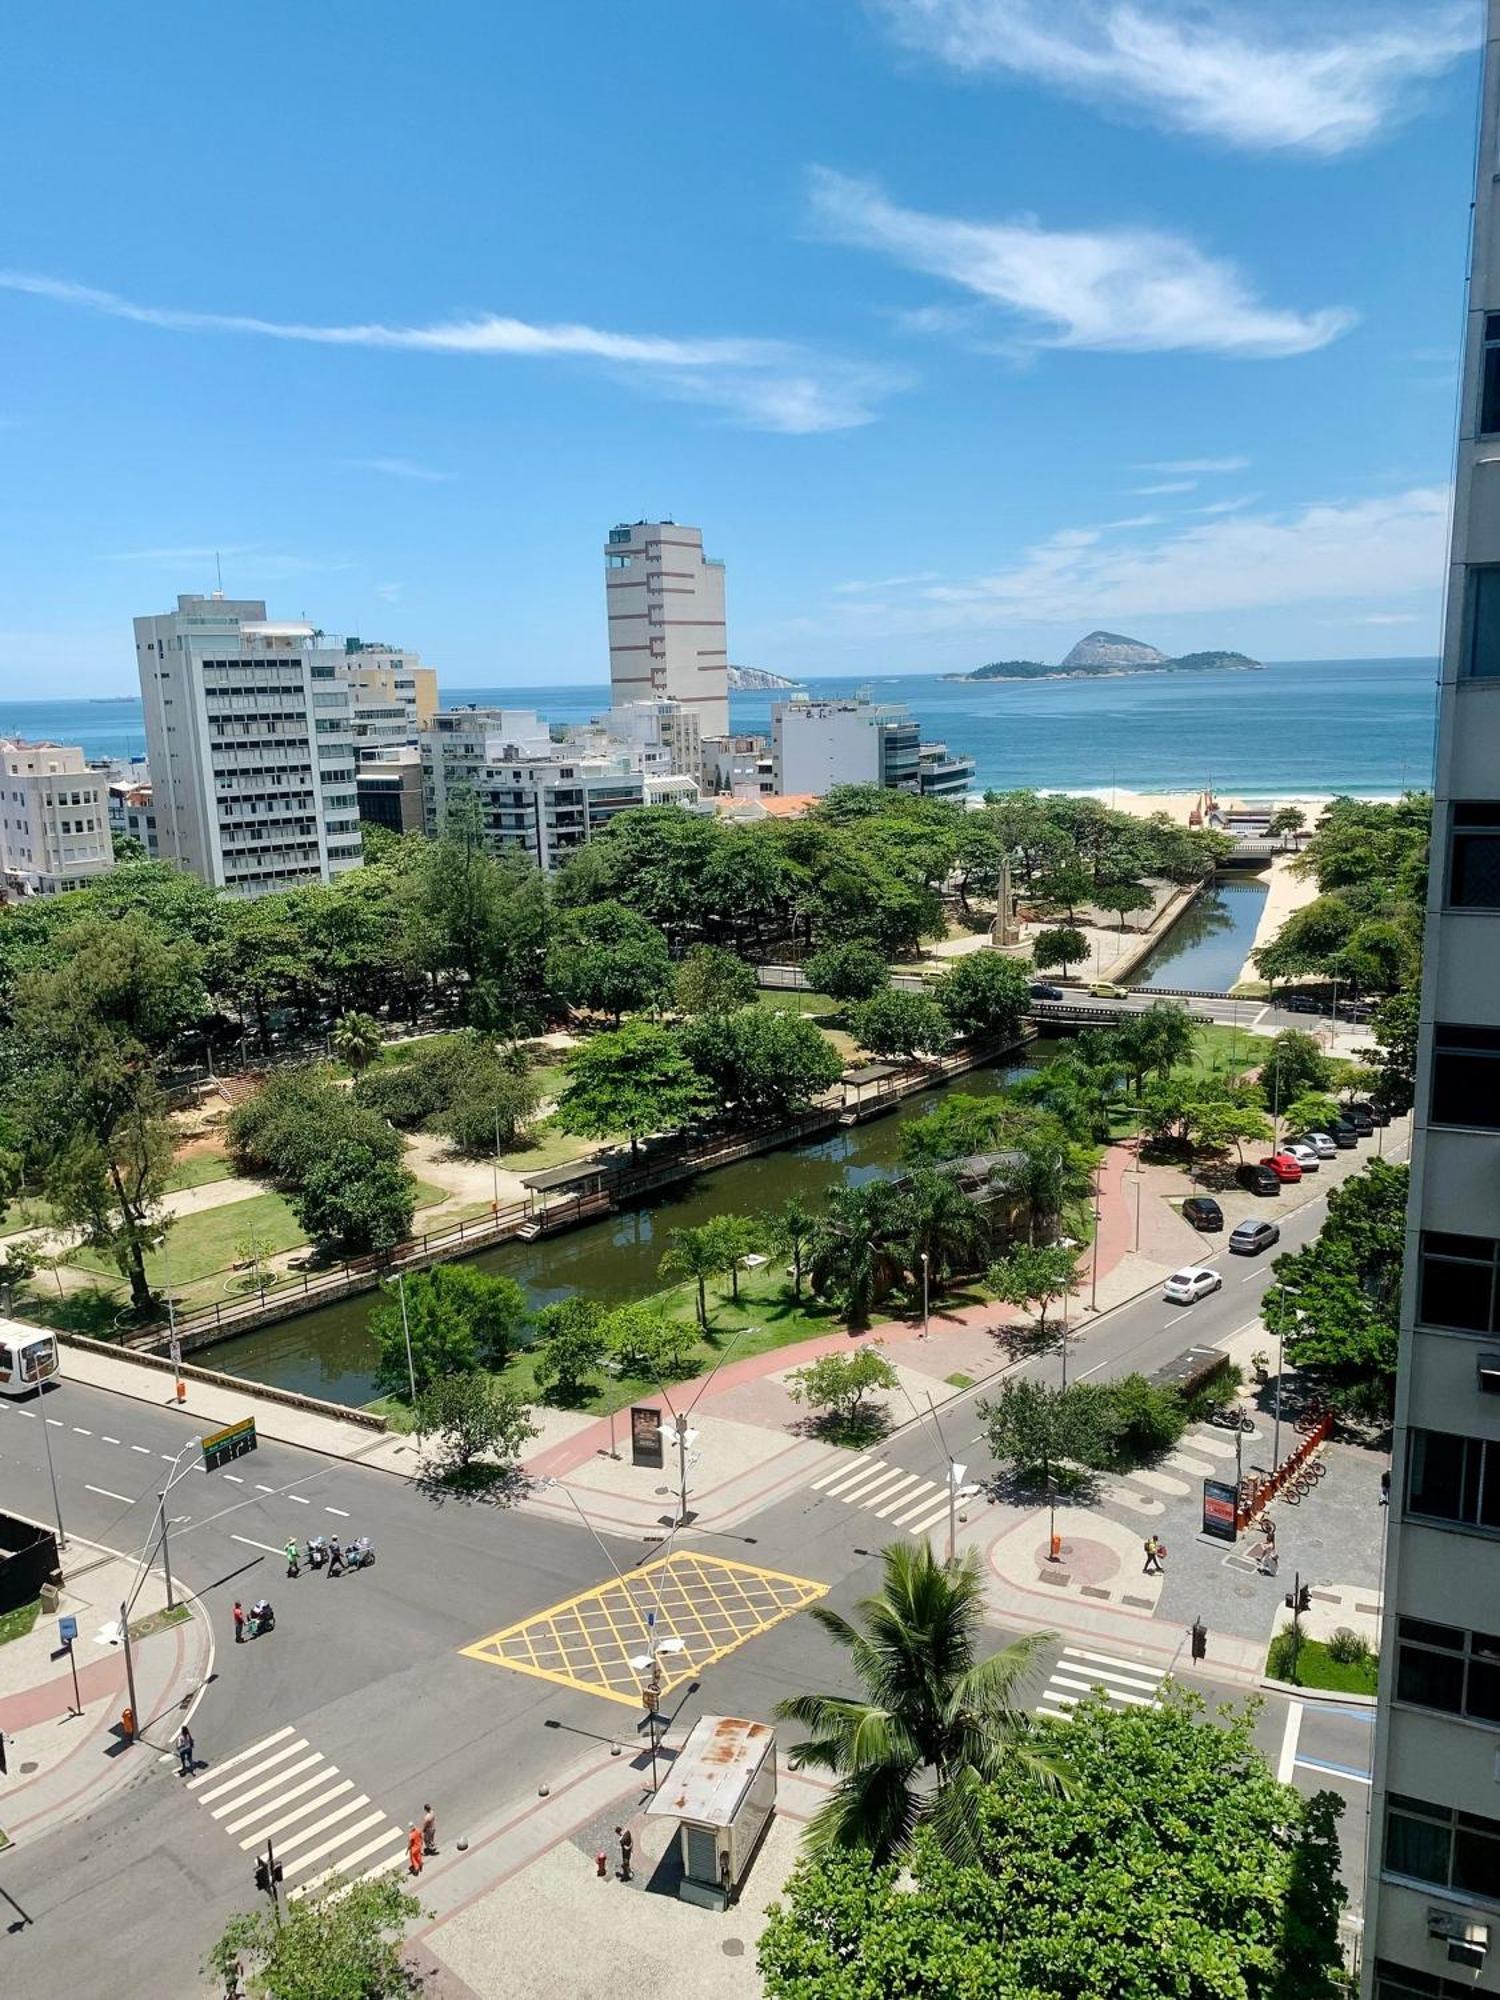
1190,1619,1208,1662
254,1854,283,1895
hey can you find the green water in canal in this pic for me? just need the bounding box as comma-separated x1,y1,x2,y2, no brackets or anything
209,1045,1055,1407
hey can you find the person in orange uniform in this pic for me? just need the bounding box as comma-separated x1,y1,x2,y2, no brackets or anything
408,1824,424,1877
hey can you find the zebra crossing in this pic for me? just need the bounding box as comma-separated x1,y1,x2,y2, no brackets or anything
810,1454,962,1540
1035,1646,1167,1723
186,1725,406,1901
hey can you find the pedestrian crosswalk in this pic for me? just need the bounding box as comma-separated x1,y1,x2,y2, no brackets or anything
186,1725,406,1901
1035,1647,1167,1723
810,1454,962,1540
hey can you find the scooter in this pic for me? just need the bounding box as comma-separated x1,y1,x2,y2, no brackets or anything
346,1536,376,1571
246,1600,276,1639
306,1536,328,1571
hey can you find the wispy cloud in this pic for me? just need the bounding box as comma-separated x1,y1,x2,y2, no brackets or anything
1194,496,1257,516
374,582,403,604
825,486,1447,633
1136,456,1249,474
1132,479,1197,495
345,456,451,483
871,2,1475,155
104,543,353,581
808,169,1352,357
833,570,944,593
0,270,901,437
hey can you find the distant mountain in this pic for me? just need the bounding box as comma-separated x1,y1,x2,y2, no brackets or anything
727,664,800,691
949,630,1262,683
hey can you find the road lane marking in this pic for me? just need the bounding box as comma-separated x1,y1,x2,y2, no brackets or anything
1294,1753,1371,1785
130,1444,150,1453
72,1427,92,1436
226,1771,349,1839
223,1474,243,1484
186,1725,296,1789
288,1493,310,1505
102,1435,120,1445
46,1418,62,1427
230,1534,284,1556
207,1752,325,1816
85,1484,132,1503
255,1484,274,1493
1277,1700,1303,1783
325,1506,349,1517
159,1454,175,1463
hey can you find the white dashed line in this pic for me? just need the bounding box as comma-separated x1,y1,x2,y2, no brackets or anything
255,1484,274,1494
102,1436,120,1445
72,1426,92,1436
223,1475,243,1485
46,1418,63,1428
85,1484,132,1503
160,1454,175,1463
130,1444,151,1454
288,1494,310,1505
324,1507,349,1518
230,1534,285,1556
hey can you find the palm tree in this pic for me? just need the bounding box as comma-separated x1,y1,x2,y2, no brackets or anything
775,1543,1068,1865
331,1010,383,1073
658,1224,723,1331
900,1168,989,1290
766,1194,819,1300
808,1181,909,1327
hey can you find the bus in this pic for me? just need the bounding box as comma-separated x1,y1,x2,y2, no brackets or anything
0,1322,58,1396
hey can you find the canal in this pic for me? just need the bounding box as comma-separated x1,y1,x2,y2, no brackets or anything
1131,877,1269,994
209,1045,1057,1407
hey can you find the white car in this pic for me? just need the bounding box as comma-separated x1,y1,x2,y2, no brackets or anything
1302,1132,1337,1159
1285,1141,1320,1173
1163,1266,1224,1306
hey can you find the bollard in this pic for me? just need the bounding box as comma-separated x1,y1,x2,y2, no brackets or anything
596,1850,608,1878
175,1380,187,1405
1050,1532,1062,1562
121,1705,135,1740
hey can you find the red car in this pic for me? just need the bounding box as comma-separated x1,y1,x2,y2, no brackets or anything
1259,1152,1303,1183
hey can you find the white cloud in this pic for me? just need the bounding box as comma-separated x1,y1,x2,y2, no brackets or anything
0,270,900,437
1132,479,1197,495
1136,456,1249,474
826,486,1448,635
1194,496,1257,516
345,456,451,483
374,582,403,603
103,543,353,580
808,169,1352,357
833,570,944,593
871,1,1474,155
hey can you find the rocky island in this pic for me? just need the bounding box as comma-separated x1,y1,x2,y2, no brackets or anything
727,663,801,691
946,629,1262,682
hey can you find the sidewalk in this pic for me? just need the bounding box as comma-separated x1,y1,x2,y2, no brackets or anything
0,1544,213,1848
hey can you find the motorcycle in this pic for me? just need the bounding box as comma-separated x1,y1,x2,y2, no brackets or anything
247,1600,276,1639
346,1536,376,1571
306,1536,328,1571
1208,1403,1255,1433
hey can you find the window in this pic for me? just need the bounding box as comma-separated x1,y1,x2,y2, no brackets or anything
1397,1617,1500,1723
1465,566,1500,679
1407,1427,1500,1529
1386,1794,1500,1896
1377,1965,1492,2000
1421,1233,1500,1333
1484,313,1500,435
1449,802,1500,907
1431,1024,1500,1128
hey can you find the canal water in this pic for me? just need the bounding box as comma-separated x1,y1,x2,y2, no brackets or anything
1131,878,1269,994
210,1044,1058,1407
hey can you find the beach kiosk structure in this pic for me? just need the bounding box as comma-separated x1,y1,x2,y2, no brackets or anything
645,1715,777,1909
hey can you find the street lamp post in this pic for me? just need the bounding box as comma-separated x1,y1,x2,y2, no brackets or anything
40,1397,67,1551
492,1106,501,1214
920,1251,930,1340
397,1272,417,1407
1089,1160,1103,1311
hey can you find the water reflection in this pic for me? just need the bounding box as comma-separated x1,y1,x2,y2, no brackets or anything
1132,880,1269,994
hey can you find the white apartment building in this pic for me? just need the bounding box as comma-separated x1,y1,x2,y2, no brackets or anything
1365,13,1500,1995
604,520,729,736
107,780,159,858
771,696,975,800
134,594,363,897
421,708,646,871
339,639,438,759
600,699,702,780
0,740,114,896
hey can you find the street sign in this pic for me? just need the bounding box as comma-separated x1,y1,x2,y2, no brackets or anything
1201,1476,1237,1542
57,1613,77,1645
202,1416,257,1472
169,1336,182,1371
630,1405,664,1469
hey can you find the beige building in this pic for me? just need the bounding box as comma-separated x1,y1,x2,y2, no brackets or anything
0,740,114,896
340,639,438,755
1365,11,1500,1994
604,520,729,736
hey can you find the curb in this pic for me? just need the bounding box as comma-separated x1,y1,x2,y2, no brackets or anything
1259,1675,1378,1709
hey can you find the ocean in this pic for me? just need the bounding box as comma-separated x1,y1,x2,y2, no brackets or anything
1,655,1437,798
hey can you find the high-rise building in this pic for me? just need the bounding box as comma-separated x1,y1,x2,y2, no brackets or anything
0,740,114,896
421,708,647,871
771,695,975,800
133,593,363,897
1364,12,1500,1993
604,520,729,736
340,639,438,758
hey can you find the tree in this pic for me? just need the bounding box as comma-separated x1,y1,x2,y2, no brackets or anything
556,1020,709,1159
901,1167,989,1290
848,989,952,1059
602,1300,699,1381
701,1211,761,1303
985,1243,1081,1340
765,1193,819,1300
531,1298,609,1405
230,1067,405,1184
548,902,673,1025
803,943,889,1004
1260,1030,1331,1117
1284,1092,1344,1136
1113,999,1194,1096
415,1370,536,1478
1092,878,1153,932
330,1010,384,1073
290,1144,417,1260
428,1051,541,1157
207,1874,422,2000
1034,862,1092,920
979,1377,1117,1488
370,1263,528,1398
772,1543,1062,1866
659,1223,727,1330
808,1180,913,1326
1271,1159,1408,1418
673,945,758,1016
1371,986,1419,1113
681,1007,842,1122
933,951,1030,1042
423,790,512,990
759,1694,1345,2000
1030,926,1088,977
786,1346,898,1441
1253,894,1358,984
1268,804,1308,849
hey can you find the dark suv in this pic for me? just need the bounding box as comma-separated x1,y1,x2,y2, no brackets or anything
1229,1219,1280,1256
1341,1103,1375,1135
1328,1118,1359,1148
1350,1098,1392,1128
1183,1196,1224,1231
1237,1162,1281,1196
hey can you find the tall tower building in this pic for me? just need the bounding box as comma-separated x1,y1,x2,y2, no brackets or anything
1364,10,1500,1992
134,593,363,897
604,520,729,737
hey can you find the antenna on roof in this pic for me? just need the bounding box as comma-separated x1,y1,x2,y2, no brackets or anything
214,550,224,595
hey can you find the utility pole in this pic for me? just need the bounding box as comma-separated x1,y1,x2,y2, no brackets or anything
119,1599,139,1740
920,1251,929,1340
398,1272,417,1407
40,1397,67,1551
1089,1159,1102,1310
674,1412,692,1526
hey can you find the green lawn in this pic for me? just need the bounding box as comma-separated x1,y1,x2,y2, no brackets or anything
1266,1630,1378,1694
498,1118,596,1176
163,1148,235,1192
757,990,839,1020
1186,1023,1263,1077
0,1596,41,1646
0,1194,54,1238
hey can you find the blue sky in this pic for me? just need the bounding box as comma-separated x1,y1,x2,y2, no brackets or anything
0,1,1480,695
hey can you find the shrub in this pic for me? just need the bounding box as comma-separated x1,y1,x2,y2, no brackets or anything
229,1068,402,1185
1097,1374,1186,1469
1326,1626,1371,1667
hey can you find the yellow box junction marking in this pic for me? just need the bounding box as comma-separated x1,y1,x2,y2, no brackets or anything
460,1550,827,1707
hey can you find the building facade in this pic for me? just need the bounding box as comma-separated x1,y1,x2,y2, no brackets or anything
421,708,646,871
0,740,114,895
133,593,363,897
604,520,729,736
340,639,438,757
771,696,975,800
107,780,159,858
1365,13,1500,1994
355,747,425,835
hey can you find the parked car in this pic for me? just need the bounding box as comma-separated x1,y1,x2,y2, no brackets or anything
1341,1103,1375,1135
1350,1098,1392,1128
1229,1219,1280,1256
1237,1162,1281,1196
1028,982,1065,1001
1285,1141,1320,1174
1260,1152,1304,1183
1295,1131,1338,1159
1163,1265,1224,1305
1283,993,1322,1014
1327,1119,1359,1149
1182,1196,1225,1231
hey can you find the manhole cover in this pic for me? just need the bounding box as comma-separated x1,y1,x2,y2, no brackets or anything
721,1939,746,1957
18,1762,37,1775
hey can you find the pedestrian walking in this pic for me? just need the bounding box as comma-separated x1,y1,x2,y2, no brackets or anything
232,1600,246,1644
1380,1469,1391,1506
285,1538,300,1578
616,1824,633,1882
1142,1536,1160,1575
422,1803,437,1856
408,1824,424,1877
328,1535,345,1577
176,1724,195,1776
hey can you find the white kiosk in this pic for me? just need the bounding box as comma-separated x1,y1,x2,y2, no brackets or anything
645,1715,777,1910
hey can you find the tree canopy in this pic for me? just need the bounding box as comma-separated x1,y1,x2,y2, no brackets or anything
1270,1158,1408,1418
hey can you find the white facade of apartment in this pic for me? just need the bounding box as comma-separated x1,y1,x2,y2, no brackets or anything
134,594,363,898
339,641,438,759
1365,13,1500,1995
604,520,729,736
421,708,647,871
107,780,159,858
0,741,114,895
771,697,975,800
